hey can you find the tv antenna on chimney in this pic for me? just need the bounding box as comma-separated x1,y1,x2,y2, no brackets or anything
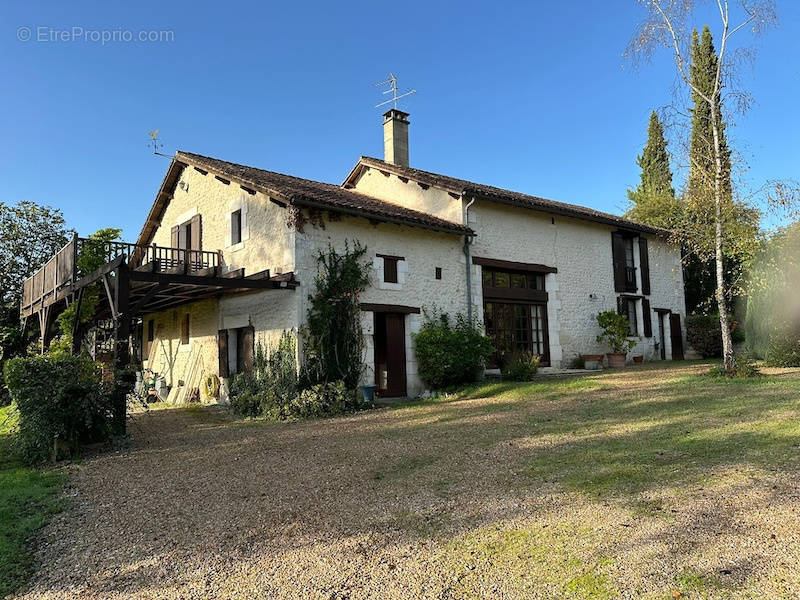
147,129,171,158
374,73,416,110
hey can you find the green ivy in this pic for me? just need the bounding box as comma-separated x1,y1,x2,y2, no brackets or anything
302,241,371,389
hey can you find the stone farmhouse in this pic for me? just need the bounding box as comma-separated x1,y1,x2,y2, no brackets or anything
21,110,687,401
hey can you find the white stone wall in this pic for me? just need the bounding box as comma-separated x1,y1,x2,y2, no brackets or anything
142,299,220,403
465,201,686,366
351,167,464,224
150,165,294,276
295,212,467,396
142,164,301,402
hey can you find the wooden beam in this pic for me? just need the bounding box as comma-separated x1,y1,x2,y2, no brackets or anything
102,273,118,320
245,269,271,280
471,256,558,274
221,268,245,279
130,282,169,314
129,271,280,289
359,303,420,314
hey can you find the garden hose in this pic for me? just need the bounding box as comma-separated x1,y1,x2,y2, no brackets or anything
202,373,220,399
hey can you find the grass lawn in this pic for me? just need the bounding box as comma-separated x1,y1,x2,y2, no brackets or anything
0,405,64,598
13,361,800,599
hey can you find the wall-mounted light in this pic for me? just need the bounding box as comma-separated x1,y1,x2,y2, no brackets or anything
178,180,189,191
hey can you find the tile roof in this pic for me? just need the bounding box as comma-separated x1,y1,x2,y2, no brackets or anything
175,152,471,236
348,156,671,236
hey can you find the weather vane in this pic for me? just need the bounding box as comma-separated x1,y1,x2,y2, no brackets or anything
147,129,171,157
374,73,416,110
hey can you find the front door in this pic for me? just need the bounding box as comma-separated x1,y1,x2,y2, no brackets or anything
374,312,407,397
658,314,666,360
669,313,684,360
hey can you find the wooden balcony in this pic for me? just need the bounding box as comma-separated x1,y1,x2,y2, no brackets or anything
21,236,226,319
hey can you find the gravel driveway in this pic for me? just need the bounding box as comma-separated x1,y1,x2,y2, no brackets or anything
12,365,800,599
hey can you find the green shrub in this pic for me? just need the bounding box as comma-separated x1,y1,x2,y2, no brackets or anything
228,332,359,420
763,330,800,367
501,351,541,381
595,311,636,354
3,355,126,464
412,311,494,390
289,381,357,419
229,332,299,419
708,352,760,378
686,314,723,358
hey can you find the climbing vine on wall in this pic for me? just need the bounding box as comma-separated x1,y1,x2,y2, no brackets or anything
302,241,371,390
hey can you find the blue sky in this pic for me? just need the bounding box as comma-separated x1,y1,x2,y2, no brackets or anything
1,1,798,239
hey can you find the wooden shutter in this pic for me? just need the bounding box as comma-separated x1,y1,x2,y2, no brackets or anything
383,257,398,283
612,232,627,292
190,214,202,251
639,237,651,295
217,330,229,378
170,225,179,247
240,326,254,374
642,298,652,337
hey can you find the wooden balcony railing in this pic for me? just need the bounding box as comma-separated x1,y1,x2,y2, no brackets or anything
21,236,220,317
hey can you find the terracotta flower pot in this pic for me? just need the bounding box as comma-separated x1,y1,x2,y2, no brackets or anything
581,354,604,370
633,356,644,364
606,353,627,368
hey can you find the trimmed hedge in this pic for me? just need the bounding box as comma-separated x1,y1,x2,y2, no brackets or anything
686,314,723,358
3,355,125,464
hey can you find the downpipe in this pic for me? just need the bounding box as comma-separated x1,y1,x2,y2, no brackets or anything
463,195,476,322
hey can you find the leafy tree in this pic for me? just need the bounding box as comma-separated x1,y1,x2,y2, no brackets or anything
0,202,71,401
0,202,71,307
629,1,775,371
681,26,759,314
626,111,681,229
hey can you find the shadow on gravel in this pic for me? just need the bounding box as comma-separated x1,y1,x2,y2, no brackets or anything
21,363,800,599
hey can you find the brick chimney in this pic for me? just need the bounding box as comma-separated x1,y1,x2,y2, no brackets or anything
383,109,409,167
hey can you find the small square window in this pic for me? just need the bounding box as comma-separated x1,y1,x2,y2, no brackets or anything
181,314,190,345
435,267,442,280
231,209,242,245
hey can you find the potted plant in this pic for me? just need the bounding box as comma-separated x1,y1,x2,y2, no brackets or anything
633,355,644,364
596,310,636,368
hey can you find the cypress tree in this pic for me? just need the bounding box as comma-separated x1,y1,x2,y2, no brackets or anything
682,26,757,315
687,26,732,212
626,111,680,229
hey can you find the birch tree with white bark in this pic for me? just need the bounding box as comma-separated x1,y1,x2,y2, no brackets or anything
629,0,777,372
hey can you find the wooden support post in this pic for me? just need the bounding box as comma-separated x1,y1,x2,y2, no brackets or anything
71,287,85,355
39,306,54,354
112,265,130,435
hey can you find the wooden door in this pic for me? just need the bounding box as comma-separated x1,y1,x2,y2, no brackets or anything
669,313,684,360
374,312,406,397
